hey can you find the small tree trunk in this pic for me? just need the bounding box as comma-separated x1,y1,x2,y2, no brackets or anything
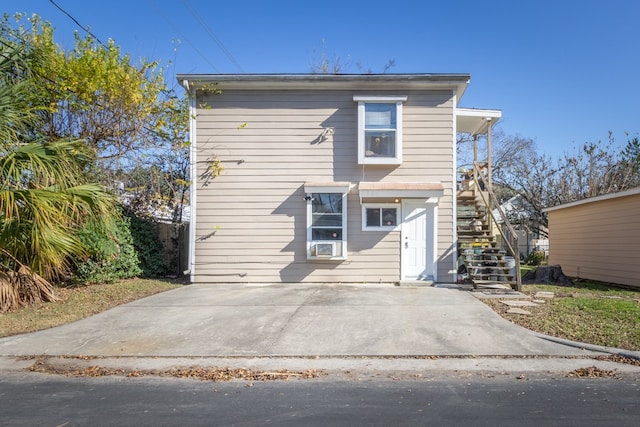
0,267,58,312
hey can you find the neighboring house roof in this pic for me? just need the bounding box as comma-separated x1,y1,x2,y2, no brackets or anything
543,186,640,212
117,190,191,223
492,194,532,223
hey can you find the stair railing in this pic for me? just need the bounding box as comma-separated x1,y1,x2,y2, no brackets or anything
472,162,522,290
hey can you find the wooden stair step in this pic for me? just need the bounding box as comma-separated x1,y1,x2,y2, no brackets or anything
469,273,517,280
466,264,514,269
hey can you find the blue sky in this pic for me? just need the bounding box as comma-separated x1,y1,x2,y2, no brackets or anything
14,0,640,157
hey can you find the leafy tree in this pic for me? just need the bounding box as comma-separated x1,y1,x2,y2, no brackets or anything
4,12,198,217
5,13,169,160
0,38,115,311
621,136,640,165
620,136,640,186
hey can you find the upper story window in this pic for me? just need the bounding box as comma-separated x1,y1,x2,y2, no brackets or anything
354,95,407,165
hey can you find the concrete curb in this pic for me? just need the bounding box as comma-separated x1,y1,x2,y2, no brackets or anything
534,333,640,361
2,355,640,379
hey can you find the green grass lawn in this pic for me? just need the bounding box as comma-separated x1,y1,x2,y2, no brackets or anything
485,276,640,351
0,278,182,338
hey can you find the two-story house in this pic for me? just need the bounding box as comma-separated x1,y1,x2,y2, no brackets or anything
178,74,501,284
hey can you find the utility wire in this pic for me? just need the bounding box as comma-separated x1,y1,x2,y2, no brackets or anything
47,0,106,47
181,0,245,73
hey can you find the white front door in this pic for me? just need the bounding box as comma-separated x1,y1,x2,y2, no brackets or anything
401,200,435,281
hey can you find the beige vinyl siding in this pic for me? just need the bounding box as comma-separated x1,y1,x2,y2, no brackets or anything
193,89,455,283
547,190,640,288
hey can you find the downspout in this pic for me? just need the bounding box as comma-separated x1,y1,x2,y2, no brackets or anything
451,91,458,283
184,80,198,283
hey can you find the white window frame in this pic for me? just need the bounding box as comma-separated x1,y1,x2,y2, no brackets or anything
306,190,348,260
354,95,407,165
362,203,401,231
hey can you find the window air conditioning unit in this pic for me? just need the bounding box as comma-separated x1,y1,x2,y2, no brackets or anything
313,242,336,257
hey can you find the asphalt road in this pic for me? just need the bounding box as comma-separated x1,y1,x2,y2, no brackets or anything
2,372,639,426
3,283,639,426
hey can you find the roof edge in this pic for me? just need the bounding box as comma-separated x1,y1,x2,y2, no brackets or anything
456,108,503,135
543,186,640,212
178,73,470,97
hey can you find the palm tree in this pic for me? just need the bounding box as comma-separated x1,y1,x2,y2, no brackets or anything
0,40,115,311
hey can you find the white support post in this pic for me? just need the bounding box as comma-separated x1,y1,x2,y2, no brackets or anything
486,118,493,195
473,134,478,186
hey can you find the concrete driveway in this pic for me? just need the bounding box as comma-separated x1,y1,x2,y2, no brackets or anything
0,283,605,358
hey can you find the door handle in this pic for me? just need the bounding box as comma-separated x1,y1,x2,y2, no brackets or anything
405,242,409,249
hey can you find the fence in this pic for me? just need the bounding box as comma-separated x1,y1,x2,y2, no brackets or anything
156,222,190,276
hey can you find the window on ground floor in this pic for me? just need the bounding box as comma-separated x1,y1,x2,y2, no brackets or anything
362,204,400,231
307,192,347,259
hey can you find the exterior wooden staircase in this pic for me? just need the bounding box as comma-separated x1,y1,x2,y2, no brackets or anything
457,163,521,291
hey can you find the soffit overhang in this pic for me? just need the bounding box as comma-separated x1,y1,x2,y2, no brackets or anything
456,107,502,136
358,182,445,199
304,182,352,194
179,73,470,100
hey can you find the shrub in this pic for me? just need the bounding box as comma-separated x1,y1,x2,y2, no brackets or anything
526,250,546,266
73,211,142,284
126,213,168,278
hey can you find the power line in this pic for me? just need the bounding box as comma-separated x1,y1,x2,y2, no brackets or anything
47,0,106,47
181,0,245,73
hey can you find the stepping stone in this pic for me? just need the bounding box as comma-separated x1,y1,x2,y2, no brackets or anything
500,300,539,307
534,291,555,298
532,299,546,304
572,293,594,298
507,308,532,315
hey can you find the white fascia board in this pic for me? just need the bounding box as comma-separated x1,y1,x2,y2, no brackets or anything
304,182,352,194
353,95,408,102
176,74,470,93
359,189,444,199
457,107,502,118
